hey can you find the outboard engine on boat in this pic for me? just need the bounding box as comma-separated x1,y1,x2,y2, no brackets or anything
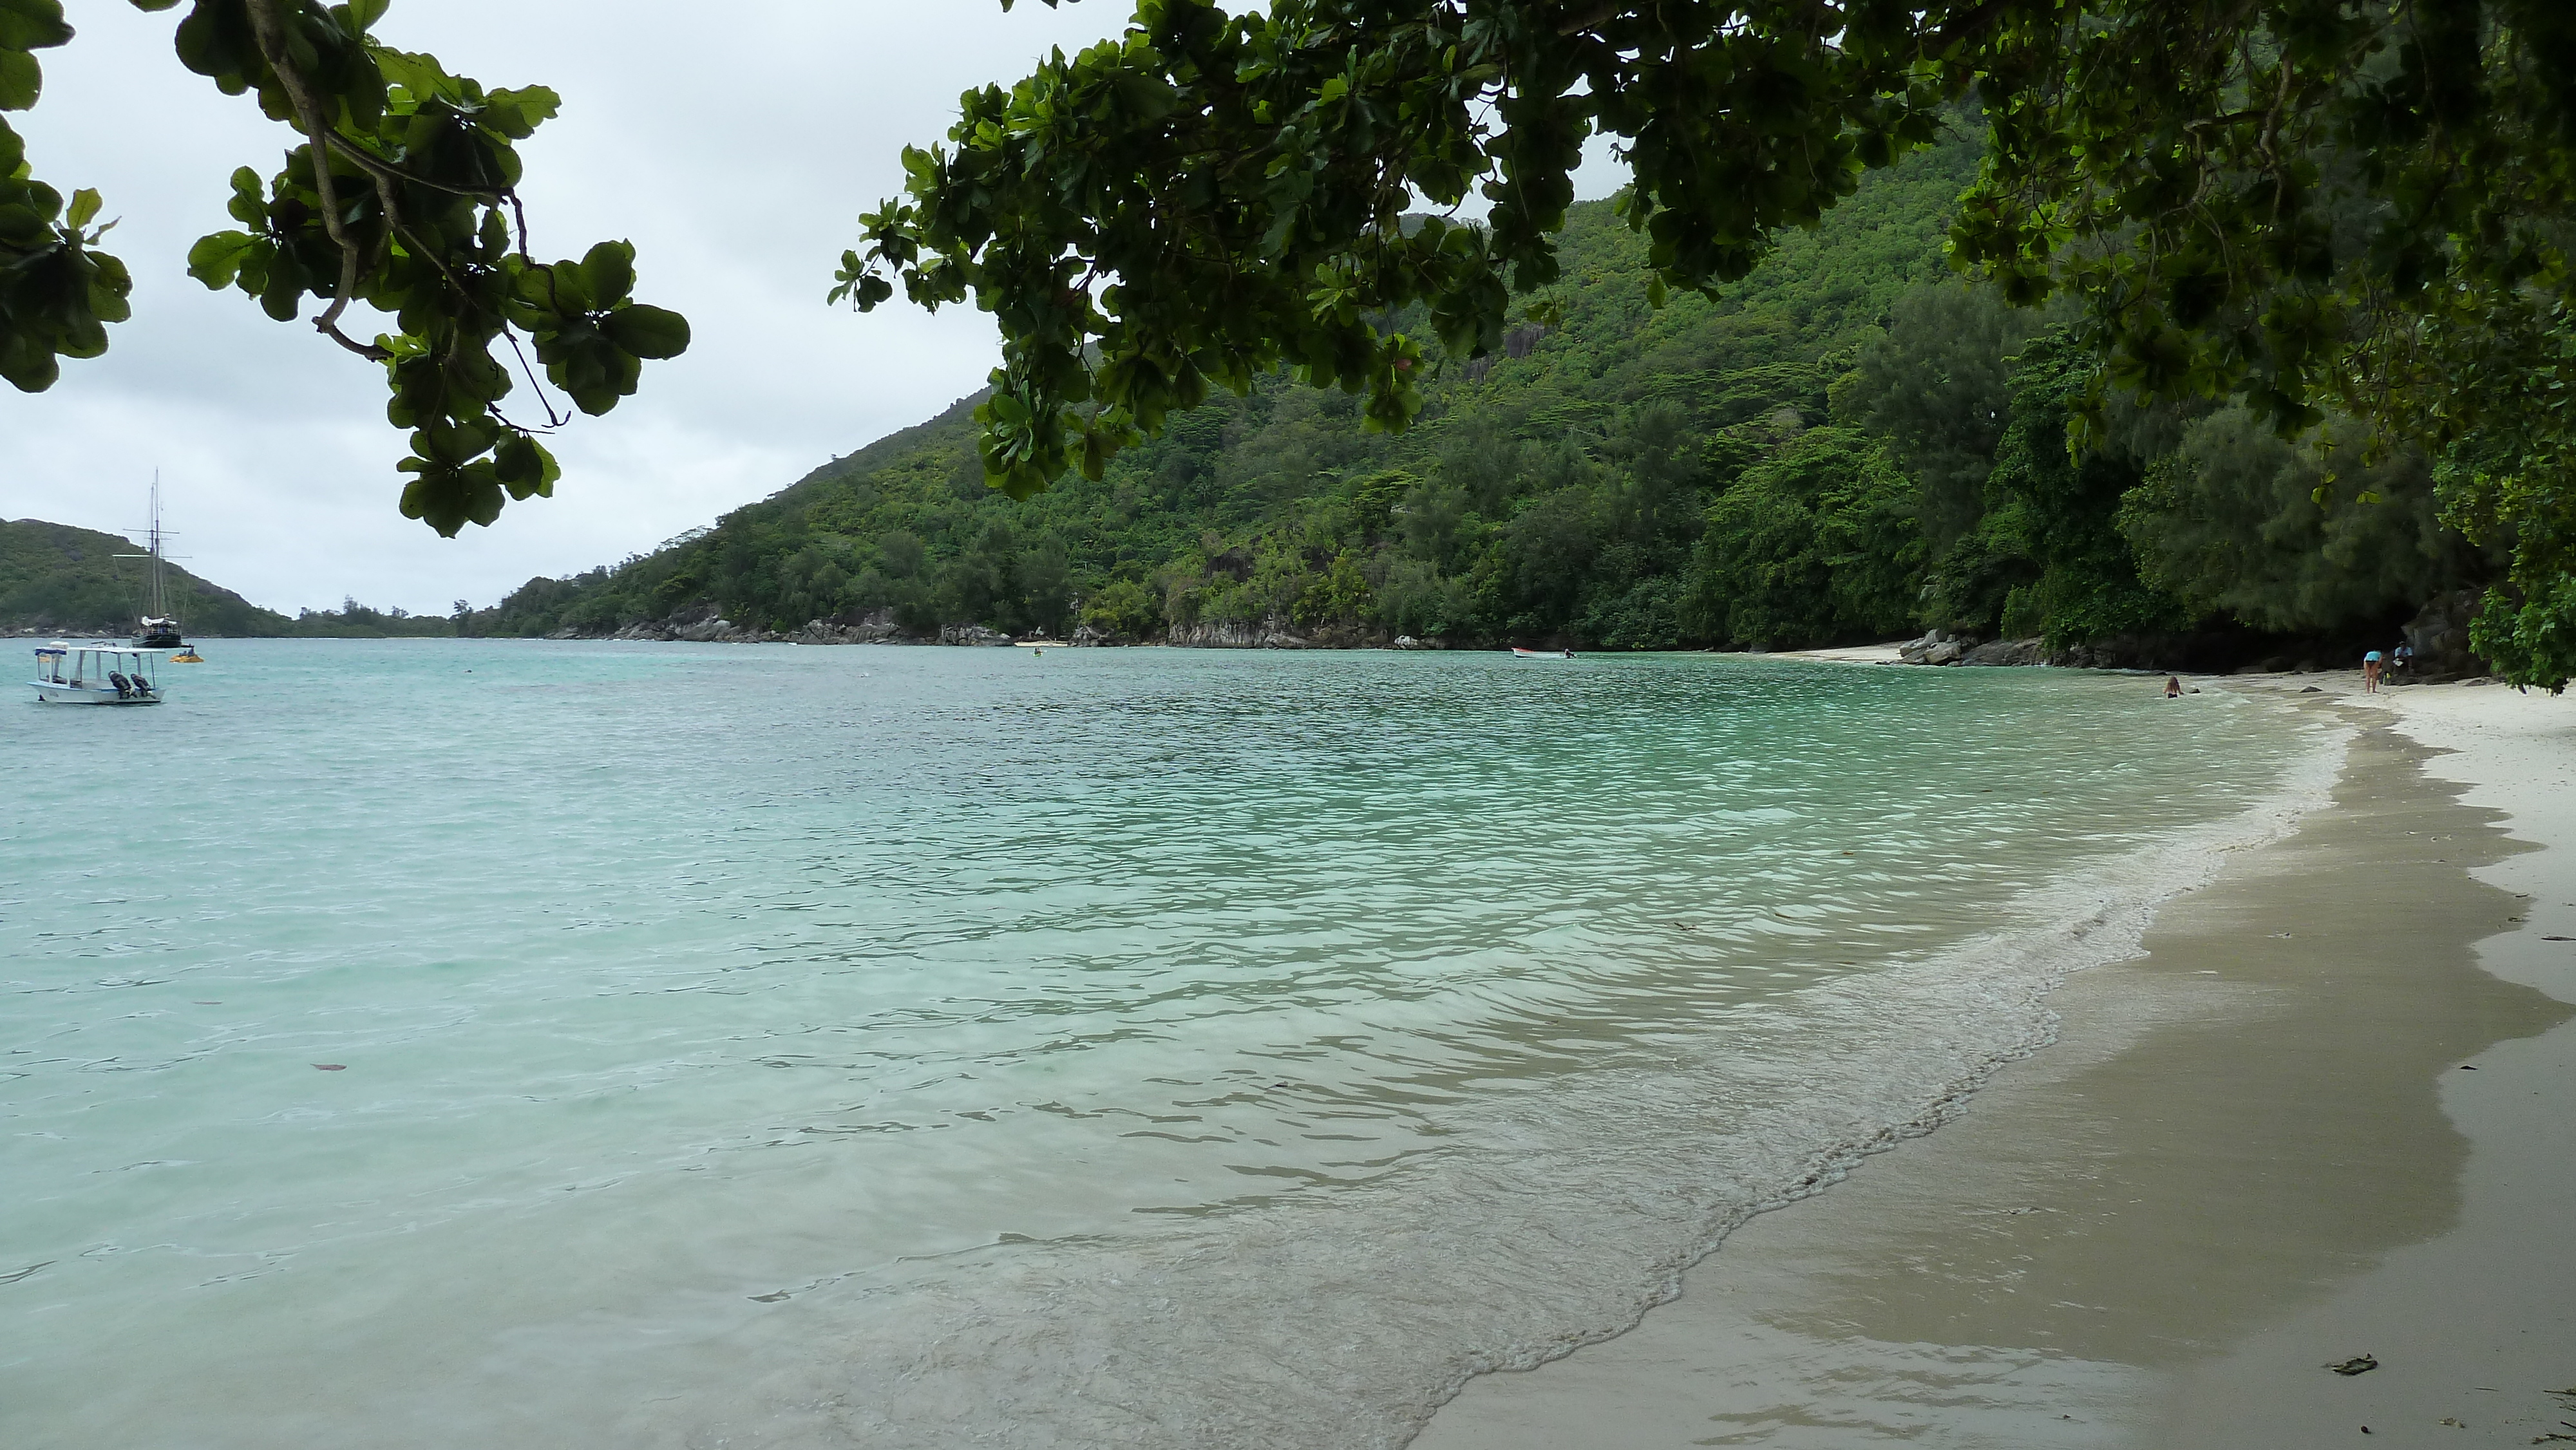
108,672,133,698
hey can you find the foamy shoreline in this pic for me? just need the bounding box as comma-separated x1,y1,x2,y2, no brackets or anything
1415,674,2576,1449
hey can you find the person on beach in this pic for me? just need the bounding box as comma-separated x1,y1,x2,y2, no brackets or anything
2164,675,2183,698
2363,649,2383,692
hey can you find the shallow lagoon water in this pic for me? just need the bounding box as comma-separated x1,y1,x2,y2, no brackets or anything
2,641,2319,1446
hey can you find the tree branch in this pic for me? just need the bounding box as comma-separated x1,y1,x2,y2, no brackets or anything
499,326,568,429
243,0,390,361
322,129,506,202
1554,1,1622,36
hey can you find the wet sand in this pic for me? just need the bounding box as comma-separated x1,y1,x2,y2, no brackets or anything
1413,681,2576,1449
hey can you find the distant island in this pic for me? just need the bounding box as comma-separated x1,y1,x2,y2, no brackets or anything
0,518,456,639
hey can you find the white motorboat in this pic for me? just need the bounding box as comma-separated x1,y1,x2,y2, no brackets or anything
1510,646,1575,659
31,643,168,705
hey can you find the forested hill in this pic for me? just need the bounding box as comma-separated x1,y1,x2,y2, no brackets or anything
1,518,462,638
479,122,2486,664
1,519,290,636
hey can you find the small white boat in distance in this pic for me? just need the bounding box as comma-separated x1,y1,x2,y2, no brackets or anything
1510,646,1575,659
31,643,169,705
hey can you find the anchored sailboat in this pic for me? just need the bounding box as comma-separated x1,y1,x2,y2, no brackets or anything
113,478,193,654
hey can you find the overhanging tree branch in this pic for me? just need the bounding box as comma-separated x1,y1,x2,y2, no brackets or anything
242,0,388,361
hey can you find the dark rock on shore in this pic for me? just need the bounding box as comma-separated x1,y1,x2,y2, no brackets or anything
1896,629,1969,664
797,612,909,645
1163,619,1320,648
1895,630,2047,666
1962,637,2048,666
1160,614,1395,648
2396,590,2485,683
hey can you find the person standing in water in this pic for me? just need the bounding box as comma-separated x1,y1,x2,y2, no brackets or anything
2362,648,2383,693
2164,675,2183,698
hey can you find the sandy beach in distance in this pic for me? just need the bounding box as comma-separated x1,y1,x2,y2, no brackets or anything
1414,672,2576,1449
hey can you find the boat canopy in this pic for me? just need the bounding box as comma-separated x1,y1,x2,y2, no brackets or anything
32,643,171,681
30,640,168,702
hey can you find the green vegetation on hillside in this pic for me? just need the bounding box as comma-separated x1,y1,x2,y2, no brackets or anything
1,518,287,636
486,134,1977,646
484,126,2488,666
1,518,459,637
6,0,687,534
830,0,2571,686
272,599,461,638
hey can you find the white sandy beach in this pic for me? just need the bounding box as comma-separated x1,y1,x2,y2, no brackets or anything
1415,674,2576,1449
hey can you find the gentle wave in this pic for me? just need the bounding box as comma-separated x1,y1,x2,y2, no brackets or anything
605,700,2349,1450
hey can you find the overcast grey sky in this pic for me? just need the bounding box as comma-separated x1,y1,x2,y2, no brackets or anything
1,3,1615,616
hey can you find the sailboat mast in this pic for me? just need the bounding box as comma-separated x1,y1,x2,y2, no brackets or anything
149,474,166,617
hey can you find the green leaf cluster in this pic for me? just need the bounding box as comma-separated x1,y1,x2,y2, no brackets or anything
14,0,687,534
1950,332,2191,651
1949,0,2576,685
1682,428,1924,648
2119,408,2477,636
842,0,1960,502
0,0,129,391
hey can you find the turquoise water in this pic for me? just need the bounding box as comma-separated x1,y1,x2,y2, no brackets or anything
3,641,2320,1447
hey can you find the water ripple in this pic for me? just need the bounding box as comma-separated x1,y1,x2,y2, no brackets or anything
0,640,2314,1447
